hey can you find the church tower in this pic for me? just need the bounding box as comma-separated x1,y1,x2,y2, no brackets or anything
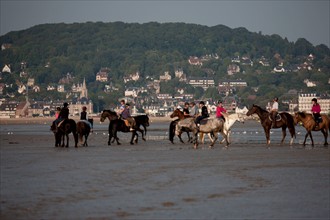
80,78,88,99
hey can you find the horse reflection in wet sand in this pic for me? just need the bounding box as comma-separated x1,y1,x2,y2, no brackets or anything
176,117,228,149
294,112,329,147
246,104,295,147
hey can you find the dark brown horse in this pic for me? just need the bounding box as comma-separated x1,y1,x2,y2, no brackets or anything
76,119,94,146
169,108,192,143
51,119,78,148
100,110,141,145
246,104,296,146
294,112,329,147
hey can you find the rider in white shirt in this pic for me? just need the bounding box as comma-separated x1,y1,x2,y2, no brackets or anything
270,97,279,128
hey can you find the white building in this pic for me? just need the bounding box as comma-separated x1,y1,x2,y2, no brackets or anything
298,93,330,114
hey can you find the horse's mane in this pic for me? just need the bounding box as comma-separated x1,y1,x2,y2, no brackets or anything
297,111,308,118
253,104,269,114
103,109,117,114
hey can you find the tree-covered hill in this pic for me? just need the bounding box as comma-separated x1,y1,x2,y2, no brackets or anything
1,21,329,107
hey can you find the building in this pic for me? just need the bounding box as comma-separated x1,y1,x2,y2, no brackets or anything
188,77,215,90
298,93,330,114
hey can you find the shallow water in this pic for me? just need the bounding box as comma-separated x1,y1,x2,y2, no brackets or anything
0,119,327,146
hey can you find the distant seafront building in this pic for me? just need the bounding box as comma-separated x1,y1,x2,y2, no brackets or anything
298,93,330,114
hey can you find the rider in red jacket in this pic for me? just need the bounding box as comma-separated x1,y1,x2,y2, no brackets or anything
311,98,321,126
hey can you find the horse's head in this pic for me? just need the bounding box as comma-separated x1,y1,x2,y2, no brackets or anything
170,108,182,118
236,113,245,123
246,104,258,116
293,112,305,124
145,115,150,127
100,110,118,122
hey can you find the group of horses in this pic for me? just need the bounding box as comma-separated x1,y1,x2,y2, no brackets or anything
50,104,329,149
170,104,329,149
50,118,94,148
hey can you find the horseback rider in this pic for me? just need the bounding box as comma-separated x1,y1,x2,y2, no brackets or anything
195,101,209,128
53,102,70,131
183,102,190,117
120,103,136,131
80,106,93,132
311,98,321,127
270,97,279,128
189,102,198,117
216,100,227,121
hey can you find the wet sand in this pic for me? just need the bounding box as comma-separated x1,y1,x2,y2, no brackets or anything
0,119,329,219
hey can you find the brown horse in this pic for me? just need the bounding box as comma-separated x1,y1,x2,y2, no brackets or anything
51,119,78,148
76,119,93,146
169,108,192,143
294,112,329,147
246,104,296,146
100,110,139,145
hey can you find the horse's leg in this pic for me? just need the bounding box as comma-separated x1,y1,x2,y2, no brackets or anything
61,133,65,147
193,129,199,149
65,133,69,148
130,131,135,144
209,131,218,148
137,127,145,141
220,131,229,149
281,126,287,144
263,127,271,147
143,125,147,136
288,125,295,146
320,129,328,146
187,131,192,143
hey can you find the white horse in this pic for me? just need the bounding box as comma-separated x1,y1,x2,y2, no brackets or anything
176,117,228,149
200,113,245,144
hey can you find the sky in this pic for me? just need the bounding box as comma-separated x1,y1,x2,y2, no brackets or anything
1,0,329,47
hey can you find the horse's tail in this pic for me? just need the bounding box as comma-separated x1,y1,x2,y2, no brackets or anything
169,120,176,142
286,113,296,138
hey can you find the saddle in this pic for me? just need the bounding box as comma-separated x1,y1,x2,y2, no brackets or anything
200,118,209,125
58,119,65,127
123,119,130,127
269,114,281,122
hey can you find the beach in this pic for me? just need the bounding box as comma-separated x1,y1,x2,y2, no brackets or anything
0,118,329,219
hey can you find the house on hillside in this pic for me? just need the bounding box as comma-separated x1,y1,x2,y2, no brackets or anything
159,71,172,82
188,77,215,90
188,56,203,66
96,68,110,82
0,101,18,118
227,64,240,75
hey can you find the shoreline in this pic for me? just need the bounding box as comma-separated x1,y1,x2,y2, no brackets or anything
0,116,173,125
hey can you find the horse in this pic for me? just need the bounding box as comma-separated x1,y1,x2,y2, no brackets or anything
176,117,228,149
100,110,140,145
133,114,150,137
200,113,245,144
294,112,329,147
246,104,296,146
169,108,192,144
76,119,94,146
50,119,78,148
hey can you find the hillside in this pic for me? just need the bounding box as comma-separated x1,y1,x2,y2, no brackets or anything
0,22,329,108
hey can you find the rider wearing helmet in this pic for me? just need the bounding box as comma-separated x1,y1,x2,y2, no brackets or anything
195,101,209,127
